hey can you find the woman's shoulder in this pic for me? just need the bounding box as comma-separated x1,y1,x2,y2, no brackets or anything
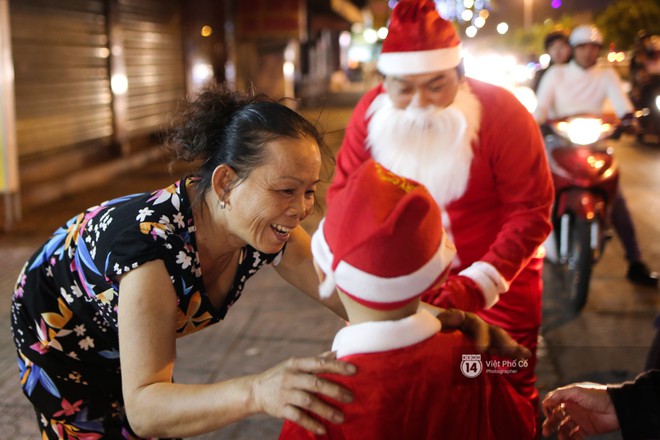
102,179,191,228
87,179,196,277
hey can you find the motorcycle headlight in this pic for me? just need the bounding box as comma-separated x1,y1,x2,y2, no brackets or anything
563,118,607,145
655,95,660,112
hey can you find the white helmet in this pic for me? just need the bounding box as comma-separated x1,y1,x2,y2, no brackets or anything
570,25,604,47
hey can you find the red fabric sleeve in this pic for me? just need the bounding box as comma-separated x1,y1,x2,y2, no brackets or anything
422,274,485,312
468,80,554,282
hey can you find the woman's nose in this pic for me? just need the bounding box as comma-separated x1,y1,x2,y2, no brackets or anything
289,195,313,219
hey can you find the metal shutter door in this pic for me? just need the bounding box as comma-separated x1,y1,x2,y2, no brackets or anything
10,0,113,163
119,0,185,136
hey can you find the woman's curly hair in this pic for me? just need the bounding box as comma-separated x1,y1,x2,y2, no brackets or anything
165,84,333,207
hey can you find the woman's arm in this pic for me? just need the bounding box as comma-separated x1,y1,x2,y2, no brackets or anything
274,226,348,320
118,259,355,438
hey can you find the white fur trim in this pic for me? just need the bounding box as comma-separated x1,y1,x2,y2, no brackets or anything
311,219,456,303
378,45,462,76
332,310,440,358
318,272,337,299
459,261,509,309
333,232,456,302
366,84,481,207
312,221,335,299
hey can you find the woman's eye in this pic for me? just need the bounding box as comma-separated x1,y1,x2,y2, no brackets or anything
280,189,295,195
305,190,316,198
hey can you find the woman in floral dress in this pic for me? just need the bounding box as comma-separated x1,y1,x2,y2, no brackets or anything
10,85,355,439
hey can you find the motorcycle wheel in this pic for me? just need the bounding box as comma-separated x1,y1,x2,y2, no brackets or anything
564,218,594,313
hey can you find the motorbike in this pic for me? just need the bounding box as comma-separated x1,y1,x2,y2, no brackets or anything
632,75,660,145
629,34,660,145
543,114,622,314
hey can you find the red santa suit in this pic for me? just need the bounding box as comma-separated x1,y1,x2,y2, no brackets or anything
279,310,535,440
328,78,554,411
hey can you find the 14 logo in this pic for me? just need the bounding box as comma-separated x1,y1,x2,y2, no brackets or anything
460,354,482,378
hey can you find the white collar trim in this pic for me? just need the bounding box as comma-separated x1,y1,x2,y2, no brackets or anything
331,309,441,358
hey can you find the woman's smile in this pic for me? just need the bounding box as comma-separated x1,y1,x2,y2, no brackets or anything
271,223,292,242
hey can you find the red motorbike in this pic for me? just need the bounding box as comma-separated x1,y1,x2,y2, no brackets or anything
543,114,622,313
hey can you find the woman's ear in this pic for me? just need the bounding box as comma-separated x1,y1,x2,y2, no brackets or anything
211,164,235,203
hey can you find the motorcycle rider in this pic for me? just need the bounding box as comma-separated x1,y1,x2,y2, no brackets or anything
535,24,659,288
532,29,572,92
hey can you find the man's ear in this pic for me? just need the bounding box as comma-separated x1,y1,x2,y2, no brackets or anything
211,164,236,202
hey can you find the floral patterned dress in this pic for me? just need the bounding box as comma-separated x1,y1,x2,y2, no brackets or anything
10,177,280,439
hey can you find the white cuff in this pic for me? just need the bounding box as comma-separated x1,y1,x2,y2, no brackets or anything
459,261,509,309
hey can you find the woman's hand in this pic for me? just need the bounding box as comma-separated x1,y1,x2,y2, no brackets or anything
436,308,531,360
251,351,356,435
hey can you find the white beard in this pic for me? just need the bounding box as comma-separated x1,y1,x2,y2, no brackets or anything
366,83,481,207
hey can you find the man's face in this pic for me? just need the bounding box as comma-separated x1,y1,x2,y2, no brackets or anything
573,43,601,69
384,68,462,110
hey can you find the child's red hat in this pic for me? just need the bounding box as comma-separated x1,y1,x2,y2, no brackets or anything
312,160,456,310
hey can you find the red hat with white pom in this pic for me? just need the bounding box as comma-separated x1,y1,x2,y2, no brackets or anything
311,160,456,310
378,0,463,76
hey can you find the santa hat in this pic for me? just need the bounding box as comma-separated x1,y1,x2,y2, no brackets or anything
378,0,462,76
311,160,456,310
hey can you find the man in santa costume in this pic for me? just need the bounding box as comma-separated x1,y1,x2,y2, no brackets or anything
328,0,554,421
280,159,535,439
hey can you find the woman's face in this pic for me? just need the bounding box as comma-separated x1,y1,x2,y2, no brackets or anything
548,39,572,64
227,136,322,254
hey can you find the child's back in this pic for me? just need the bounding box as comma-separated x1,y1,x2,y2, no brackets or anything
280,325,534,439
280,160,535,439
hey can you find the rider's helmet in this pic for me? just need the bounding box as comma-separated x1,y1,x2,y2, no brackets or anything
569,25,604,47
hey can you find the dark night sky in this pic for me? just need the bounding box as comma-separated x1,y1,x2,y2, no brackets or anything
487,0,615,29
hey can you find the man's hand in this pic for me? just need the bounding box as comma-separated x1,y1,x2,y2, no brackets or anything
541,383,620,439
435,308,531,360
619,112,639,136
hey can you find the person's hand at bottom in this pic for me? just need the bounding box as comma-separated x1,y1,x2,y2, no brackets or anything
251,351,356,435
541,383,620,439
